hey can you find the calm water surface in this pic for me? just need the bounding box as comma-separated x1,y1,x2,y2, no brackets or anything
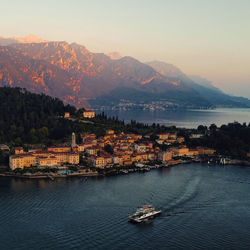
101,108,250,128
1,163,250,249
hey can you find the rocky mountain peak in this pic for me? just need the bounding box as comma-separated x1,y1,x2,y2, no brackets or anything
106,52,122,60
1,39,249,109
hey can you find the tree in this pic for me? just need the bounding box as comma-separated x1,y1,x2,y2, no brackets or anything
197,125,207,133
104,144,114,154
0,150,9,166
209,124,217,131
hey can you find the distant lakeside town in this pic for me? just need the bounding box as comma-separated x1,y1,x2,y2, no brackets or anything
1,109,250,180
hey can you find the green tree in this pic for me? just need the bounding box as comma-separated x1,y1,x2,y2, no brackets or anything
104,144,114,155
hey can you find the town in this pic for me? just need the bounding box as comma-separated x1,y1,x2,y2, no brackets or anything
7,117,217,177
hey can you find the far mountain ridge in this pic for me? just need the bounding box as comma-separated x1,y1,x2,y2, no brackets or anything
0,37,249,109
1,41,192,107
146,60,250,108
188,75,222,92
146,61,186,79
147,61,219,91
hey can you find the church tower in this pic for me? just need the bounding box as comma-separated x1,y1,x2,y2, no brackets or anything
72,132,76,149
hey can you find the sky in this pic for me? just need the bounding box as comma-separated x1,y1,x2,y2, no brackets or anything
1,0,250,98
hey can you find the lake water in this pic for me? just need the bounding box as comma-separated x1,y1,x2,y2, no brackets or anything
1,163,250,249
100,108,250,128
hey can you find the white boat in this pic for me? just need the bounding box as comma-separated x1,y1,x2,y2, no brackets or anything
129,205,161,223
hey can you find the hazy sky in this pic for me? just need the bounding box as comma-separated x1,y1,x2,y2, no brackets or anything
1,0,250,98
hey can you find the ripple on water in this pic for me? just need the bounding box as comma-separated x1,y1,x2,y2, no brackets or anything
1,164,250,249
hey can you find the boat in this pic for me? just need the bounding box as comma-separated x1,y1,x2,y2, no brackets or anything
129,205,161,223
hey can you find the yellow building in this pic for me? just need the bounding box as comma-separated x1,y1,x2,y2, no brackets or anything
38,155,58,167
106,129,115,135
48,146,71,153
81,133,96,141
172,147,189,156
104,156,113,166
148,152,156,161
134,144,147,153
67,152,79,164
158,151,172,162
177,136,185,143
166,138,177,144
197,147,216,155
54,152,68,163
123,160,133,166
134,153,148,162
188,149,199,156
156,139,164,145
90,156,106,168
157,133,169,140
78,144,85,152
15,147,24,155
204,148,216,155
169,133,177,140
86,147,98,156
132,134,142,140
54,152,79,164
121,154,131,161
9,150,79,170
10,154,36,170
113,155,123,165
64,112,70,118
83,110,95,119
127,138,135,144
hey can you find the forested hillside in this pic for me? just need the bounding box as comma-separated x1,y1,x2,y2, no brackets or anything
0,87,77,145
186,122,250,160
0,87,154,146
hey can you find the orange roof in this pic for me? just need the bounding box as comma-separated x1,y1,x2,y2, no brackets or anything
11,153,34,159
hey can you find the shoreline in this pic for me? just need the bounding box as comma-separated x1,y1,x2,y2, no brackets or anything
0,159,193,180
0,172,99,179
1,158,249,180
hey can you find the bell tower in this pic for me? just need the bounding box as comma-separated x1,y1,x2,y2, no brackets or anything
72,132,76,149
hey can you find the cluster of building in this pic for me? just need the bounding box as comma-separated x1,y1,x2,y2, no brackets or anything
79,130,215,168
98,100,185,111
9,133,79,170
156,133,185,145
9,129,216,170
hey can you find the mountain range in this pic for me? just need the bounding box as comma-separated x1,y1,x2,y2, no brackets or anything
146,61,250,108
0,35,249,109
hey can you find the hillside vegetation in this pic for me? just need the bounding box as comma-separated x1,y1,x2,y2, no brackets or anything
0,87,77,145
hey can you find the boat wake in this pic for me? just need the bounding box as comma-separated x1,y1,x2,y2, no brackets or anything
160,176,201,216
